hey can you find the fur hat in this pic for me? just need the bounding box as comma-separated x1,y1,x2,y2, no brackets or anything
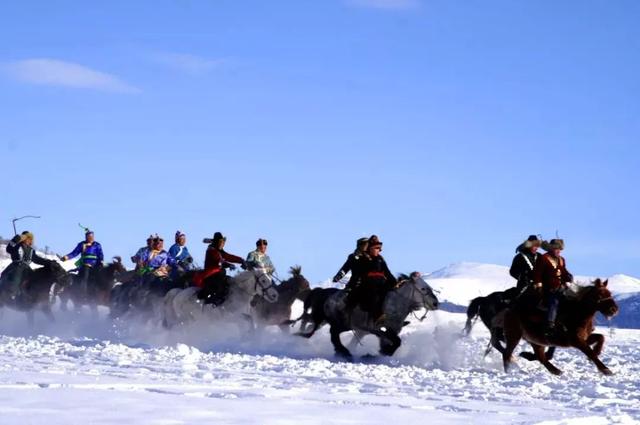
368,235,382,248
356,237,369,248
20,231,34,242
175,230,185,241
543,239,565,251
256,238,268,247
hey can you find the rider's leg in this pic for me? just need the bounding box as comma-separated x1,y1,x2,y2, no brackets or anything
545,288,561,333
79,266,91,298
6,264,27,299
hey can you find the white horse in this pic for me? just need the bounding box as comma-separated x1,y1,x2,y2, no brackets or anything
323,272,439,358
161,269,279,328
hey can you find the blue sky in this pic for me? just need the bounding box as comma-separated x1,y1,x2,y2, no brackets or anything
1,0,639,282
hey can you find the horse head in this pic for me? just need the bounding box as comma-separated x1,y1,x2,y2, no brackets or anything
110,256,127,278
47,260,73,288
399,271,439,311
285,265,310,293
590,278,618,319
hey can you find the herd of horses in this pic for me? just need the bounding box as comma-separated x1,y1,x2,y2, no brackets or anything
0,257,620,376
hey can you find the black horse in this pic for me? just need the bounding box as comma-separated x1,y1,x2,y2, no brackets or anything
60,257,127,312
294,287,340,337
0,261,72,325
464,287,555,361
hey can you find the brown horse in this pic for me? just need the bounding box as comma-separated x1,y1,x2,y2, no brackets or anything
60,257,127,312
502,279,619,376
251,266,310,331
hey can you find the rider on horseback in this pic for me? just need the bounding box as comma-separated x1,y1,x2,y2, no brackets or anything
533,238,573,336
333,237,369,308
140,236,169,282
354,235,397,326
246,238,275,277
61,229,104,295
197,232,246,305
510,235,542,290
132,235,154,271
168,231,194,278
1,231,50,300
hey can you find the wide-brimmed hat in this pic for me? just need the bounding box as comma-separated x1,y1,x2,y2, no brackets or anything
203,232,226,244
543,239,565,251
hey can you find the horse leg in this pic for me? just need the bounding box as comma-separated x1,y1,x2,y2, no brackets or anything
587,333,605,356
330,326,352,359
531,343,562,375
489,328,506,355
502,312,522,373
575,340,612,375
378,330,401,356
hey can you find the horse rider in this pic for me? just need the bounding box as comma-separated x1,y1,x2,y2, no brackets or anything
61,229,104,297
510,235,542,290
533,238,574,336
246,238,275,278
168,231,194,278
196,232,246,305
354,235,397,326
333,237,369,308
0,231,50,300
140,236,169,284
132,235,154,271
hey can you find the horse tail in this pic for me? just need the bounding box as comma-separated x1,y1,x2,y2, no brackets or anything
464,296,484,335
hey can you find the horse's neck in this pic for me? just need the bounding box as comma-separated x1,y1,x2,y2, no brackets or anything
233,271,256,294
275,281,298,302
564,294,598,327
386,284,420,316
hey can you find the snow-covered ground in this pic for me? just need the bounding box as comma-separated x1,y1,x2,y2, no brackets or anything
0,305,639,424
1,247,640,424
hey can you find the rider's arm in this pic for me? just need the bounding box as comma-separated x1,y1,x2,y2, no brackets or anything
532,255,545,288
382,260,398,288
65,242,83,260
246,251,259,269
333,255,353,282
96,243,104,264
221,251,244,264
509,255,521,280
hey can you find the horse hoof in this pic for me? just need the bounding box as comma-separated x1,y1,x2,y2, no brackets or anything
601,368,613,376
550,368,563,376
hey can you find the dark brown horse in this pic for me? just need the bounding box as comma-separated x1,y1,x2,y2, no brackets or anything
502,279,619,375
251,266,310,331
60,257,127,312
0,260,72,325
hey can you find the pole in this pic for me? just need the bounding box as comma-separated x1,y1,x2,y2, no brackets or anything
11,215,41,235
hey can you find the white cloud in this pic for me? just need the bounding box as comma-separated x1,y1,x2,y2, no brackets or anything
3,59,139,93
154,53,224,76
347,0,420,10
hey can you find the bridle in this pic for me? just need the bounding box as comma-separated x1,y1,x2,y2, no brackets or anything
401,277,436,322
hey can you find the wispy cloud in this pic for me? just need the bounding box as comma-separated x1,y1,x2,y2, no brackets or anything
347,0,420,10
154,53,224,76
2,59,139,93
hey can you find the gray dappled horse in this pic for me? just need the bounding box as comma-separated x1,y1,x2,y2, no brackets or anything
318,272,439,358
161,268,279,328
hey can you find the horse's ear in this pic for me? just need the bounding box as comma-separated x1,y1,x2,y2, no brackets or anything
594,278,603,287
603,279,609,287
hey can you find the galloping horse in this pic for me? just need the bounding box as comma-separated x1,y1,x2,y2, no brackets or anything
301,272,439,358
251,266,310,331
502,279,618,375
0,261,72,325
161,268,280,328
60,257,127,312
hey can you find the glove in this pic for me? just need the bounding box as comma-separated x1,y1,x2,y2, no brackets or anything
185,256,193,264
240,261,248,270
566,272,574,283
333,271,345,283
11,235,22,244
60,255,68,262
225,262,236,271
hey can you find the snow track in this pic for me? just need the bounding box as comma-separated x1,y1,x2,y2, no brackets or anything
0,306,638,424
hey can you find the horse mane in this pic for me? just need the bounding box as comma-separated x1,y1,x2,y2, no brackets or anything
567,279,606,301
289,265,302,277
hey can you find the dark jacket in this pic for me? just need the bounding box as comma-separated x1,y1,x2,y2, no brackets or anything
334,252,366,287
533,253,572,291
6,236,48,267
510,250,539,289
358,255,397,289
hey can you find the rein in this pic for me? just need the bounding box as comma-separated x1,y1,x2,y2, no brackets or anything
403,278,432,322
